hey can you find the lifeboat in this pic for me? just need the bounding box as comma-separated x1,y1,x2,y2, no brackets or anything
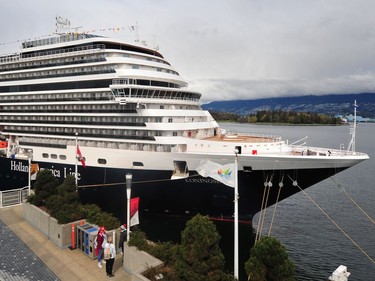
0,141,8,148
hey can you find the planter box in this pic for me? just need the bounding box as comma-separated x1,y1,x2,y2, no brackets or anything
23,203,85,249
123,244,163,281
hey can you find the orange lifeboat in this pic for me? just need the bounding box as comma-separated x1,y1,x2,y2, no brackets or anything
0,141,8,148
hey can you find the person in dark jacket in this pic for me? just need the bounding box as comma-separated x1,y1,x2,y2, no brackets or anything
118,224,127,255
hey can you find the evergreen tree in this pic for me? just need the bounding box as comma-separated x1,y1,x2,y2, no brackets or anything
29,169,59,206
245,236,295,281
174,214,235,281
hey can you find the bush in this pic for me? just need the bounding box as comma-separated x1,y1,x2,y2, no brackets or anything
52,203,84,224
45,194,64,213
174,214,235,281
151,241,179,265
27,171,120,228
87,211,120,230
128,228,154,252
245,236,295,281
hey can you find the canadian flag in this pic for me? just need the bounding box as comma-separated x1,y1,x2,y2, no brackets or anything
77,146,86,168
130,197,140,226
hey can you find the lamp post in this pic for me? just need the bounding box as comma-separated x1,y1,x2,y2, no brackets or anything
75,133,78,186
234,148,239,280
28,156,32,196
126,173,132,243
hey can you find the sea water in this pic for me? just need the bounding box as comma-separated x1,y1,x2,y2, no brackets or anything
140,123,375,281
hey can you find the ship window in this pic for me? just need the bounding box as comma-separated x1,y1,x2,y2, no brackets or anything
168,118,173,123
98,158,107,164
51,154,58,159
133,161,144,167
59,155,67,160
42,153,49,158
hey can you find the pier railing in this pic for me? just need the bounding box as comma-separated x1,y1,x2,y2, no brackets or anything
0,187,29,208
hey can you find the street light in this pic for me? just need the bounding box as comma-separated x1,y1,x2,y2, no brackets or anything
126,173,132,243
234,148,239,280
28,156,32,196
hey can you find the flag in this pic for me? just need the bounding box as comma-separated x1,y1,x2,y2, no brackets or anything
76,146,86,168
196,159,236,188
130,197,140,226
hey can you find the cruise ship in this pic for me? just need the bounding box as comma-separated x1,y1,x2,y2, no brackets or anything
0,24,369,222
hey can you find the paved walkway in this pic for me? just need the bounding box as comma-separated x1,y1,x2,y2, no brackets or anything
0,205,132,281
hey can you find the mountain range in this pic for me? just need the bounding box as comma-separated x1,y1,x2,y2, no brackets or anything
202,93,375,118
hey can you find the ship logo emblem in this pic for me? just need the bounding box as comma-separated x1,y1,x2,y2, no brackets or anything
217,168,232,179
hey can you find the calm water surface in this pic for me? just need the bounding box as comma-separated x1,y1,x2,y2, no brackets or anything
140,123,375,281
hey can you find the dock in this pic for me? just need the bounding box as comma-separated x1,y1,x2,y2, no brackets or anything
0,205,131,281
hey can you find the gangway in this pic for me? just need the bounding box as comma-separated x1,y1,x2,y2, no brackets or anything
0,187,30,208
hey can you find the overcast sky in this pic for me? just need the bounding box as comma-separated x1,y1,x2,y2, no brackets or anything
1,0,375,103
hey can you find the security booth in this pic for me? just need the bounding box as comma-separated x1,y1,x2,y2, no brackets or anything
77,224,99,260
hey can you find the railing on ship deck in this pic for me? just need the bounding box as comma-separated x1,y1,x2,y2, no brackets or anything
0,187,30,208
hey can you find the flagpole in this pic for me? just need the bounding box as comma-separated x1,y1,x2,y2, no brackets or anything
126,173,132,243
75,133,78,186
234,148,239,280
28,156,31,196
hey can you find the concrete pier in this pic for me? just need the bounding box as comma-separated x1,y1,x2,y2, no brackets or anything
0,205,131,281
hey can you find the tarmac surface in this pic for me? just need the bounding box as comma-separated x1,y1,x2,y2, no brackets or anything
0,205,132,281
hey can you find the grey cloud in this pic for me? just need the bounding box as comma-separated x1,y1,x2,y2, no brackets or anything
1,0,375,102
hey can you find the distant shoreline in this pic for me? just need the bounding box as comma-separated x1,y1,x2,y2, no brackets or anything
217,121,347,126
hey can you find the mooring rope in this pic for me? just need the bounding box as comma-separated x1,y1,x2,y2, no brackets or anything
268,175,284,236
287,174,375,266
330,176,375,225
255,175,269,242
77,173,202,188
260,176,272,239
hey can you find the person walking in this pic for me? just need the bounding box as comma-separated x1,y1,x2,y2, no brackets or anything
94,226,107,268
118,224,127,255
104,236,116,277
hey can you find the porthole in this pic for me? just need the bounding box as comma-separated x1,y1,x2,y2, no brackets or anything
133,162,144,167
98,158,107,164
59,155,67,160
51,154,58,159
42,153,49,158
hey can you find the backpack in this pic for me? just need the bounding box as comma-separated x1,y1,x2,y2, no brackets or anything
104,246,111,260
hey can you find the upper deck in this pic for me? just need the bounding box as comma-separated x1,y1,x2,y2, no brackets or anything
205,133,281,143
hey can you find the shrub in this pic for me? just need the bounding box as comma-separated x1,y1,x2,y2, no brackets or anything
45,194,64,213
87,211,120,230
139,215,234,281
128,228,153,252
245,236,295,281
174,214,235,281
27,171,120,228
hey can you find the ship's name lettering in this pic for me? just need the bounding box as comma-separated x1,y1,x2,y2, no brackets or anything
184,178,218,184
39,167,81,180
10,161,29,173
40,167,61,178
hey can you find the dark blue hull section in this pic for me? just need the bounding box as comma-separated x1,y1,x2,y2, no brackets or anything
0,157,29,190
1,158,346,223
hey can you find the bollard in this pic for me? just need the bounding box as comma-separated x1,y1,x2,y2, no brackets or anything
71,223,76,250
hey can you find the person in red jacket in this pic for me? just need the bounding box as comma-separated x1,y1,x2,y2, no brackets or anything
94,226,107,268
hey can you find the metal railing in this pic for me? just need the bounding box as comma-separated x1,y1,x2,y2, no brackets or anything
0,187,30,208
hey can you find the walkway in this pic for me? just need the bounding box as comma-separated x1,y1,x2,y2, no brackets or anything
0,205,131,281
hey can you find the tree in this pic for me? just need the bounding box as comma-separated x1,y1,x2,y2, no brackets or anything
27,171,120,228
245,236,295,281
174,214,235,281
28,169,59,206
